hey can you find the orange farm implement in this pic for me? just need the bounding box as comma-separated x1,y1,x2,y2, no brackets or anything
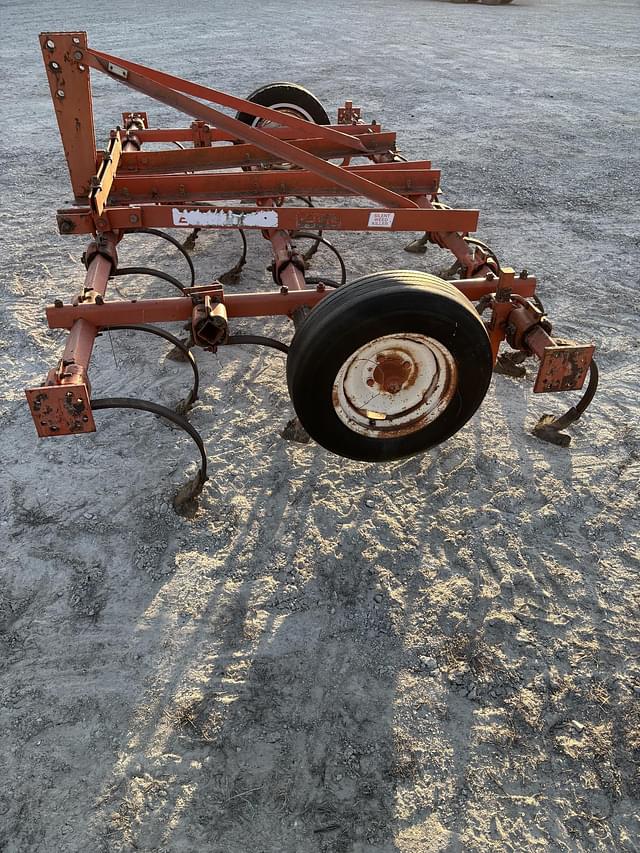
28,32,597,511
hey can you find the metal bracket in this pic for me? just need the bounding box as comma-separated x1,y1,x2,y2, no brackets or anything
338,101,362,125
533,344,595,393
26,383,95,437
122,111,148,129
107,61,128,79
40,32,97,199
191,120,212,148
90,133,123,219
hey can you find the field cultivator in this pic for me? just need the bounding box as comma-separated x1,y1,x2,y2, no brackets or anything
28,32,597,512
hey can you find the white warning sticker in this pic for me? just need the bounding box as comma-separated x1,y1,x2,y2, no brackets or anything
367,211,395,228
172,207,279,228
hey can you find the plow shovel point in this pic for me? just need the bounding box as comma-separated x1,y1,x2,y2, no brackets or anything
173,472,207,517
532,414,572,448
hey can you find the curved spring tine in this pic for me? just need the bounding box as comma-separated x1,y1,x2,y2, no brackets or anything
91,397,208,514
131,226,196,287
238,228,248,266
574,358,599,419
532,358,599,446
98,324,199,412
182,228,200,252
111,266,187,295
289,199,321,262
226,334,289,355
218,229,248,285
291,230,347,287
464,236,502,276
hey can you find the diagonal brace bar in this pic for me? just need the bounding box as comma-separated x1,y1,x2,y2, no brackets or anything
84,50,418,210
86,47,368,151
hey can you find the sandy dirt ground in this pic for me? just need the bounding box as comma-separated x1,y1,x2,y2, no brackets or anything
1,0,639,851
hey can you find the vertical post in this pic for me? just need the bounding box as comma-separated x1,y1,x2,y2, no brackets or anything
25,234,118,437
40,32,97,200
268,230,307,292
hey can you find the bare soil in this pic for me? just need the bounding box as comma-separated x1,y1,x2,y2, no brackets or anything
1,1,639,851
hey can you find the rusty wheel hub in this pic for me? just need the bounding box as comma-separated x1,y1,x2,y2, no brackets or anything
332,333,458,438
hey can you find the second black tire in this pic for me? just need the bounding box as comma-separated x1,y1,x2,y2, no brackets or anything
235,82,331,127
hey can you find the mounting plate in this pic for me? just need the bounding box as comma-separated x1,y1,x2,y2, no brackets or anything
26,384,95,437
534,345,595,393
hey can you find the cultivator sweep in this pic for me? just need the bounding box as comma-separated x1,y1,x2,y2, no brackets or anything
28,32,597,511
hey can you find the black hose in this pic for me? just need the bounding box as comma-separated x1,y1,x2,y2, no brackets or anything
98,324,199,409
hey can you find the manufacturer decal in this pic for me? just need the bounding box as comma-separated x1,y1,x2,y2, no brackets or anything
172,207,279,228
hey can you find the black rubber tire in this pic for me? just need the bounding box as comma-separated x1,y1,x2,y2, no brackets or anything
287,271,493,462
236,82,330,127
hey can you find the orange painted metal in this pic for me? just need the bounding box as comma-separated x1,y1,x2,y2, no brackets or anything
45,289,328,329
484,273,594,390
118,133,399,173
532,341,596,393
486,268,518,363
29,32,595,448
127,122,384,145
40,32,96,200
121,110,148,129
56,205,480,236
109,167,441,204
26,383,95,437
90,133,123,217
85,47,370,152
268,231,307,291
44,274,536,332
25,233,117,434
459,273,535,301
83,49,419,210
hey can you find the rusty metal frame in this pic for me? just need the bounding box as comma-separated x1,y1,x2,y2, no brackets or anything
28,31,596,468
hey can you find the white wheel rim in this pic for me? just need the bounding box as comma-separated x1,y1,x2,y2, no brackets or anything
332,334,458,439
251,104,315,128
